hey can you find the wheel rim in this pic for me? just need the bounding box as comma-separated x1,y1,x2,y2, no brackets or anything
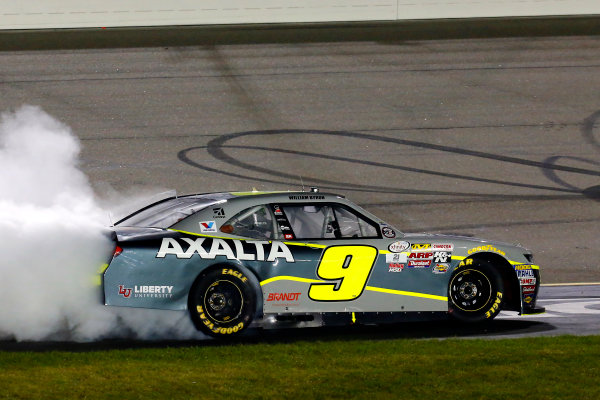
450,269,492,312
203,280,244,323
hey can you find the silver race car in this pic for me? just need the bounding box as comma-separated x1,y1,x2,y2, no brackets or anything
101,190,544,337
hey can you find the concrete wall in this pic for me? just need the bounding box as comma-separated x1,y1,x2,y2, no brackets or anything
2,1,599,30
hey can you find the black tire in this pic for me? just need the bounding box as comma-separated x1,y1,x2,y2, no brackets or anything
448,259,504,322
189,267,256,337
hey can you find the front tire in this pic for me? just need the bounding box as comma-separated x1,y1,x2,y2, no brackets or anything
448,259,504,322
189,267,256,337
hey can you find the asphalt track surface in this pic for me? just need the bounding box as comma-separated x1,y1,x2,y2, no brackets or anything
0,27,599,344
2,32,599,283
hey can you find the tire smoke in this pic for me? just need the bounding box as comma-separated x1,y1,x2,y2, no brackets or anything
0,106,202,342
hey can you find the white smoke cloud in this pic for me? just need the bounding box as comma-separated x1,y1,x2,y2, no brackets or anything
0,106,203,342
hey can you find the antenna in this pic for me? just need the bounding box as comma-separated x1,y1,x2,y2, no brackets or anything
299,176,305,192
108,211,114,227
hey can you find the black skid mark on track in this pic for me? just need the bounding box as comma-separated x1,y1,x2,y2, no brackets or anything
178,129,599,197
582,110,600,152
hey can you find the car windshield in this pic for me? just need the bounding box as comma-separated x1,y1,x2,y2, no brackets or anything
115,194,232,228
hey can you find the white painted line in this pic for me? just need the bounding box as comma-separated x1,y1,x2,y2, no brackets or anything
542,282,600,287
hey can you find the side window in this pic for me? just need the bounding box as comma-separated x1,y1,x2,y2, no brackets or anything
332,206,378,238
221,205,279,239
282,205,336,239
280,203,379,239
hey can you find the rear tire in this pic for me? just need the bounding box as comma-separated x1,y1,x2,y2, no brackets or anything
448,259,504,322
189,267,256,337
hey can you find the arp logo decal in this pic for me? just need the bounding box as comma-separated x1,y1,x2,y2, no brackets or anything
157,238,295,262
407,252,433,268
199,221,217,233
408,252,433,259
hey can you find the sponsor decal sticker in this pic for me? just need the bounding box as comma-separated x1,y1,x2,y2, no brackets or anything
120,285,174,298
432,243,454,251
381,226,396,238
432,263,450,274
411,243,431,250
519,277,537,285
284,233,294,240
514,264,533,270
468,244,506,257
388,263,404,272
408,252,433,260
524,295,534,304
386,253,408,264
118,285,132,298
267,292,301,302
157,238,295,262
273,205,283,215
213,207,226,218
522,285,536,294
433,251,451,263
408,260,431,268
199,221,217,233
388,241,410,253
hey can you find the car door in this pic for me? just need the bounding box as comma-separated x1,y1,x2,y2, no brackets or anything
260,202,401,313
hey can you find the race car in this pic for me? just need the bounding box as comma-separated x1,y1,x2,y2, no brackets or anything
101,189,544,337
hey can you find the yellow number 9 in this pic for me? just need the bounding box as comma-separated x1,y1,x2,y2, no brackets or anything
309,245,378,301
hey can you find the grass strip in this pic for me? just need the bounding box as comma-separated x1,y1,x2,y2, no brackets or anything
0,335,598,400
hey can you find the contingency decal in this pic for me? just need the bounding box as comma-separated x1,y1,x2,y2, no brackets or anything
388,241,410,252
199,221,218,233
514,264,536,285
271,204,295,240
156,237,295,262
407,252,433,268
381,226,396,238
412,243,454,251
386,252,407,272
432,264,450,274
468,244,506,257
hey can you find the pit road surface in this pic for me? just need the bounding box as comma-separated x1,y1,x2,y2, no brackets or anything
1,35,599,285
